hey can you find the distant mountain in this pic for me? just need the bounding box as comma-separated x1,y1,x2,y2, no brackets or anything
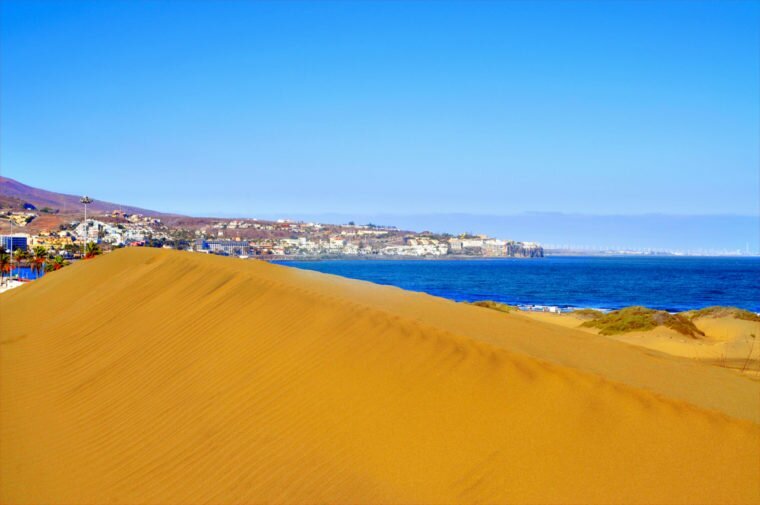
0,176,176,217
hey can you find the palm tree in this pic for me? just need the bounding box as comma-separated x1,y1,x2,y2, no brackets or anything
13,248,28,267
85,242,102,259
10,248,28,279
0,246,10,281
45,255,67,272
31,246,47,276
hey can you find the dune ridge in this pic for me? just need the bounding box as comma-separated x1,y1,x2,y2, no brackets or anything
1,248,758,504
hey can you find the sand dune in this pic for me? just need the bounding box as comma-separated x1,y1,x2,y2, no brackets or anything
521,311,760,376
1,248,758,504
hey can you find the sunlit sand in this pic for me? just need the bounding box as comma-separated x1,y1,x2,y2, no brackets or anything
1,248,758,504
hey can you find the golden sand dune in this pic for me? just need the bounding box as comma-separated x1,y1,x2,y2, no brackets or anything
1,248,758,504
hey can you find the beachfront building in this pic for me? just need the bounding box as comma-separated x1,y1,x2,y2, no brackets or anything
380,243,447,256
448,238,485,252
200,239,251,256
483,239,508,256
1,233,30,251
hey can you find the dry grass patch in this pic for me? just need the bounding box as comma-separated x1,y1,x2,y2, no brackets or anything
467,300,517,313
572,308,604,320
581,306,705,338
681,306,760,322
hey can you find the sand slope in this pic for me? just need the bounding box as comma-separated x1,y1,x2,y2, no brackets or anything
1,248,758,504
521,311,760,376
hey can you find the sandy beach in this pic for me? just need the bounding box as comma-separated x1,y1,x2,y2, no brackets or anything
1,248,758,504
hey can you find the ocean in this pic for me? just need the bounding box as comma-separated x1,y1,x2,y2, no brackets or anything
275,256,760,312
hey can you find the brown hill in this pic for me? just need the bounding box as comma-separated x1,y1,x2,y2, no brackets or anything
1,248,758,504
0,176,175,216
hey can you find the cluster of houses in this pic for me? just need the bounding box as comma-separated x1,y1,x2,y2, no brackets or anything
193,234,543,258
0,210,37,227
71,218,163,245
206,219,396,237
0,213,170,258
2,209,543,260
207,219,327,237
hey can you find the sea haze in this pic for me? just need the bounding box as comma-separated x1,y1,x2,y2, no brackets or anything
277,256,760,312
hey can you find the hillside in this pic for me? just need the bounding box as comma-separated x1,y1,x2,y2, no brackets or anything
0,176,173,216
0,178,543,258
1,248,758,503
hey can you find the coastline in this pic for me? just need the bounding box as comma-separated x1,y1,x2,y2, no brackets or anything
9,253,759,313
273,255,760,313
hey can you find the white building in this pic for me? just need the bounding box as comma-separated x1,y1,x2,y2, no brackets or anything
73,220,124,244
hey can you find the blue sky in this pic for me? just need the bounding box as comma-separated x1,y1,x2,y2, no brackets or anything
1,1,758,248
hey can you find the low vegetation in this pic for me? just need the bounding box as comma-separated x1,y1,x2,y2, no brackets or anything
0,245,72,278
468,300,517,313
85,242,102,259
44,256,70,272
581,306,705,338
0,247,9,277
681,306,760,322
572,308,604,320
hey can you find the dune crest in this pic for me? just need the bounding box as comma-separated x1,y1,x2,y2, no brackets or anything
1,248,758,504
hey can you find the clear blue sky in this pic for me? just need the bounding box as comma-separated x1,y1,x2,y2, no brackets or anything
1,1,758,231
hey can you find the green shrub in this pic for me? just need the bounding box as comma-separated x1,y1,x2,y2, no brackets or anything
680,306,760,322
572,308,604,320
468,300,517,314
581,306,705,338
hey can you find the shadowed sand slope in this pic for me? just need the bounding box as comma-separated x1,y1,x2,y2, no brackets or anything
1,248,758,504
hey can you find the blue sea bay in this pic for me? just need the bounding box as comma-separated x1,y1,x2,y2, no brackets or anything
276,256,760,312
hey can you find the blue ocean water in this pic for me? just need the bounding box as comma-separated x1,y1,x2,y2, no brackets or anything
275,256,760,312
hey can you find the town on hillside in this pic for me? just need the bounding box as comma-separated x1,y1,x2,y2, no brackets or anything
1,201,543,265
0,177,543,263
